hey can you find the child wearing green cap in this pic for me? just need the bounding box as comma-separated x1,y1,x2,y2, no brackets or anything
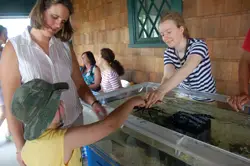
11,79,146,166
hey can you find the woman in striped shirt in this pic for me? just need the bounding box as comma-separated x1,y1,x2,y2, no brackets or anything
146,12,216,107
98,48,124,93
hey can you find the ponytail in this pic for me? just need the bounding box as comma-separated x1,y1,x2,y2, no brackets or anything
101,48,125,76
110,60,124,76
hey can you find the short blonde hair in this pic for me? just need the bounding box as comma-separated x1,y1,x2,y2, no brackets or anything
160,12,190,38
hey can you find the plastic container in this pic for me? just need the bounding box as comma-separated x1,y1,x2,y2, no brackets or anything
82,146,87,159
88,82,250,166
86,145,120,166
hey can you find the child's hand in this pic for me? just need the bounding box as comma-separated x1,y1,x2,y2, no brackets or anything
129,96,146,108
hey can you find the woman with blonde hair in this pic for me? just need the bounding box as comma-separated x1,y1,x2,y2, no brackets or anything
146,12,216,107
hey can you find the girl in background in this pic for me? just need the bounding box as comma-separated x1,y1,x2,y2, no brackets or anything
98,48,124,93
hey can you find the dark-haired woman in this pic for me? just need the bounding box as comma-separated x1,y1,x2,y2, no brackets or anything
0,0,106,165
80,51,101,93
98,48,124,93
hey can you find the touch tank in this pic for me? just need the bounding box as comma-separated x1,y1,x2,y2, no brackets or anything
82,82,250,166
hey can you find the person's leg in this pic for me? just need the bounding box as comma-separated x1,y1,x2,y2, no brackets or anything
0,105,11,140
0,93,5,127
0,105,5,127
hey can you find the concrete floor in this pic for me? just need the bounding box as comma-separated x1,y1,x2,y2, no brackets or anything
0,120,18,166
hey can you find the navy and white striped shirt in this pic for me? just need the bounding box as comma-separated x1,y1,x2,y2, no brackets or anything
164,38,216,102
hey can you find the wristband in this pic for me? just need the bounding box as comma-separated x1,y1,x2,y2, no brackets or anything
91,100,99,107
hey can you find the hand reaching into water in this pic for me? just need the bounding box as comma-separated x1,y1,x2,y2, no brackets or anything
128,96,146,108
227,94,250,112
145,90,165,108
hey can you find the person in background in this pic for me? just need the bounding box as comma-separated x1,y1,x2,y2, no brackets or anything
228,29,250,112
80,51,101,93
0,25,7,51
145,12,216,108
98,48,124,93
0,0,106,165
11,79,145,166
0,25,11,141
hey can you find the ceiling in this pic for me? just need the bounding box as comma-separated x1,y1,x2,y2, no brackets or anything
0,0,36,17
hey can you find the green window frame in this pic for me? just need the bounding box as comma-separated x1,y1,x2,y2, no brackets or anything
127,0,182,48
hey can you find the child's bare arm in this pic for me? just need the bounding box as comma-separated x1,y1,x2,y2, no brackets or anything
64,96,145,152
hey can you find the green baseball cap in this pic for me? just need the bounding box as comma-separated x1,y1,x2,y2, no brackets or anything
11,79,69,140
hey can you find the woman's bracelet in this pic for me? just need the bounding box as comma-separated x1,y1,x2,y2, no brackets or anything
91,100,99,107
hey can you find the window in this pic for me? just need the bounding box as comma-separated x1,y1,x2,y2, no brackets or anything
127,0,182,48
